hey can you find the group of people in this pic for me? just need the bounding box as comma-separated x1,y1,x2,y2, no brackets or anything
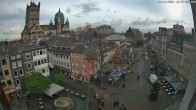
93,93,105,110
113,100,126,110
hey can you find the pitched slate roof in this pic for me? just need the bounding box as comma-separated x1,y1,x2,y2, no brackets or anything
71,41,117,53
170,34,194,46
0,42,45,56
168,34,194,52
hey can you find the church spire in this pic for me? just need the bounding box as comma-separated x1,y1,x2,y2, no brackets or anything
49,19,53,25
65,18,69,26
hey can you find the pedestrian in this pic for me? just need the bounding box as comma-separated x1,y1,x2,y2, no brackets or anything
137,75,140,81
94,95,96,99
121,103,124,109
101,101,104,107
138,59,139,62
123,83,125,88
25,99,28,105
116,100,119,105
98,105,101,110
113,101,116,107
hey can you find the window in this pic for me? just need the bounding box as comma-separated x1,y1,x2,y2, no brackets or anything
42,69,45,73
62,62,63,65
16,79,20,85
1,82,6,87
40,50,43,55
45,68,49,72
4,70,9,76
61,55,63,58
14,70,18,77
36,51,39,56
44,59,47,63
34,61,37,66
43,49,46,54
33,52,36,56
67,63,69,67
7,80,12,86
83,62,86,67
17,60,22,67
83,70,86,74
27,63,32,69
41,59,44,64
67,55,69,59
16,55,21,58
38,60,41,65
19,69,23,75
2,59,6,65
11,56,15,60
26,53,30,59
12,62,17,69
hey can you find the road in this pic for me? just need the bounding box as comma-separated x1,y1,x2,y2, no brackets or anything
92,46,175,110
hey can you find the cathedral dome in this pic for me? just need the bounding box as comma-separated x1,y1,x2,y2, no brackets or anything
54,8,64,25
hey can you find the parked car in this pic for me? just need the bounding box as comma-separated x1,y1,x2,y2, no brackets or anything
149,74,158,84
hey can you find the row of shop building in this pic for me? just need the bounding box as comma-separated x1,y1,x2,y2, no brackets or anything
0,33,127,102
151,24,195,85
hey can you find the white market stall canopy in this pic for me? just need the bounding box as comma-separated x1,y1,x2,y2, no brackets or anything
170,82,186,92
149,74,158,84
44,83,64,97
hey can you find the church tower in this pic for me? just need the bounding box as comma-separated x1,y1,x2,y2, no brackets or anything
57,18,61,34
25,1,40,29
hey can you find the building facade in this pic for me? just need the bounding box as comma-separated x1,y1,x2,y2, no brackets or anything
71,42,117,82
21,2,70,43
167,34,194,85
124,27,143,44
152,24,185,60
0,55,16,102
0,42,50,98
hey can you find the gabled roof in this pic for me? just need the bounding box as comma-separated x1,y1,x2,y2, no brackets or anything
71,41,117,53
0,42,45,56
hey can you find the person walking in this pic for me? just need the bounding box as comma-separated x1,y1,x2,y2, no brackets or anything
137,74,140,81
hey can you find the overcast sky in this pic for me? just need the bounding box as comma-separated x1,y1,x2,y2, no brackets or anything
0,0,194,40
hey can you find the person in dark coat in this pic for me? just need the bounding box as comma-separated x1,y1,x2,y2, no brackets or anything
101,101,104,107
137,75,140,81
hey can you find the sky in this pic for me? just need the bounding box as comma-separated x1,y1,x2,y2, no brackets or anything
0,0,194,41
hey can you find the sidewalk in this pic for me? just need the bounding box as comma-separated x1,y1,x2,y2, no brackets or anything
162,97,182,110
10,97,27,110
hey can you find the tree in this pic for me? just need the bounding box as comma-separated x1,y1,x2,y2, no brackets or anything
148,82,160,101
21,72,51,94
85,40,116,84
52,73,66,84
136,40,144,46
144,32,152,43
149,51,166,76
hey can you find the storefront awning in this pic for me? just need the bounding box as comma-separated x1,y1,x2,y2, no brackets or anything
44,83,64,97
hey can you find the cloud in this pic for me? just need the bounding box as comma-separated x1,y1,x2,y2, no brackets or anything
66,7,71,13
113,11,117,13
77,1,101,14
109,18,124,32
72,13,83,18
107,9,110,12
1,24,21,40
130,17,184,26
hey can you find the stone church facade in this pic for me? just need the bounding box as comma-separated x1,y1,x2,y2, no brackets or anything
21,2,70,42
